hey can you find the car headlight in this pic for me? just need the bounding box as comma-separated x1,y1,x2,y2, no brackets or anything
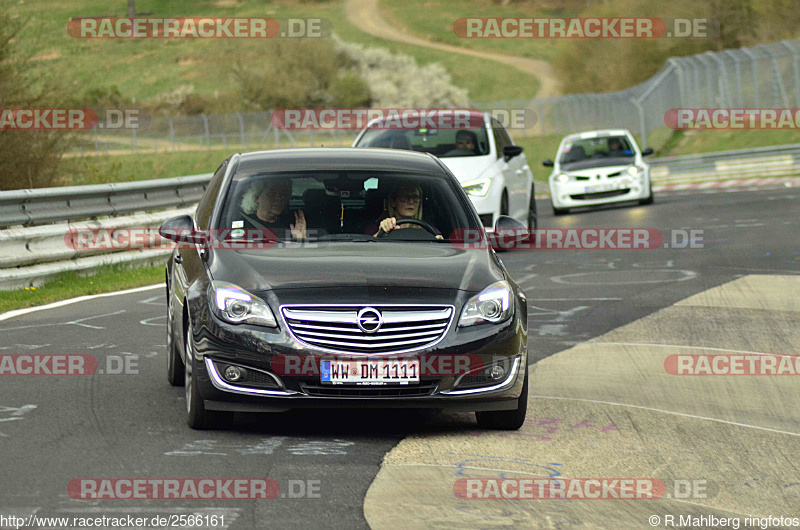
459,280,514,327
626,166,644,177
554,173,570,184
210,281,277,327
462,177,491,196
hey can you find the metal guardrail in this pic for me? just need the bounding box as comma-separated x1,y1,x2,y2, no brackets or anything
1,144,800,289
649,144,800,182
0,173,212,228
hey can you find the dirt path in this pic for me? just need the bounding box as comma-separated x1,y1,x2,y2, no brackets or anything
344,0,560,99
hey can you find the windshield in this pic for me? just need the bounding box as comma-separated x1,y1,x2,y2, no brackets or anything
355,126,490,157
215,169,482,242
558,135,635,167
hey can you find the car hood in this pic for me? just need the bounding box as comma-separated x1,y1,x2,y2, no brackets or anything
438,155,497,184
207,242,504,293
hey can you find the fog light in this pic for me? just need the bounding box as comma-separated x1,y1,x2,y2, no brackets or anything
224,365,243,382
489,364,506,381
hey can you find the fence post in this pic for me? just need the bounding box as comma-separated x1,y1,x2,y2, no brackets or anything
236,112,246,149
707,51,729,108
763,44,790,108
630,98,647,148
667,58,687,109
782,41,800,107
725,50,744,108
165,116,175,152
200,113,210,150
741,48,759,108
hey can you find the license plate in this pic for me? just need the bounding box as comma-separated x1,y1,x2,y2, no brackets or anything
584,183,617,193
320,359,420,385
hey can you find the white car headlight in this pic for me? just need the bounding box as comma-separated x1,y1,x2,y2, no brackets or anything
554,173,570,184
210,281,277,327
626,166,644,177
461,177,492,197
459,280,513,327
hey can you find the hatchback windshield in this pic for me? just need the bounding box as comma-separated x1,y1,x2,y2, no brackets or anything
356,127,490,158
558,135,635,167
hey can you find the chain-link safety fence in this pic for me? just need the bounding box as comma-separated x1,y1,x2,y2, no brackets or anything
72,39,800,155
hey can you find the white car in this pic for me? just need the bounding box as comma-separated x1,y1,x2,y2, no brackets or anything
543,129,654,215
353,110,537,230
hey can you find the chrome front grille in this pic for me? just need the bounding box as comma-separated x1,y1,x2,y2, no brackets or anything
281,305,453,354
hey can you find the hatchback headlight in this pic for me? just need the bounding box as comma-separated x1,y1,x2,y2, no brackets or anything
626,166,644,177
462,177,491,197
459,281,513,327
554,173,570,183
210,281,277,327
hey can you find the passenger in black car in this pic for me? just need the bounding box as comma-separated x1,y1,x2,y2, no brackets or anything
240,178,306,239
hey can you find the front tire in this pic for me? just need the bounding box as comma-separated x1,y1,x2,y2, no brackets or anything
185,324,222,429
475,365,528,430
166,289,184,386
639,185,654,205
552,204,569,216
527,186,538,231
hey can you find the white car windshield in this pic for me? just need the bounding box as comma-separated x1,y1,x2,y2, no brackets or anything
356,127,490,157
559,135,635,168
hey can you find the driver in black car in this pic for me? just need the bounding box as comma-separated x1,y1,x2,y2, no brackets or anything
366,184,442,238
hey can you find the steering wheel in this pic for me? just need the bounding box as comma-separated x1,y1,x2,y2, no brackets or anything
377,218,438,238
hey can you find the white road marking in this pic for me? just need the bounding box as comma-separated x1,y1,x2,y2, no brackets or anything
0,284,161,322
138,295,166,306
530,298,622,301
0,310,127,332
530,395,800,438
550,270,697,285
139,316,166,327
591,341,796,358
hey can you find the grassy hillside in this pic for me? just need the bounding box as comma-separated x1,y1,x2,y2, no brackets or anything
10,0,539,106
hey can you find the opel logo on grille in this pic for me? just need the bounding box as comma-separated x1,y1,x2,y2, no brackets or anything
357,307,382,333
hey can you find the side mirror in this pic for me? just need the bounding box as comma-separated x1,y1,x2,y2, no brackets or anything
641,147,654,156
542,159,554,167
490,215,529,251
159,215,207,245
503,145,523,161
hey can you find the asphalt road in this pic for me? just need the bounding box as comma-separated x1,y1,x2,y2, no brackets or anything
0,184,798,529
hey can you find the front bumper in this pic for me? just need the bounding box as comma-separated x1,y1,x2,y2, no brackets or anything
550,175,650,208
187,290,528,413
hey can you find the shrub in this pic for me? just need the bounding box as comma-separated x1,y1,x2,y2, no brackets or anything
0,4,72,190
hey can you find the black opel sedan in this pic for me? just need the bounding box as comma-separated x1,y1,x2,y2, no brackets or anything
160,148,529,430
